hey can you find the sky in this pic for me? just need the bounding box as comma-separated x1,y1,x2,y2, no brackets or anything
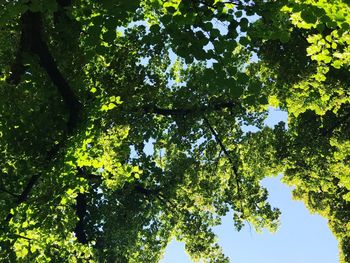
160,108,339,263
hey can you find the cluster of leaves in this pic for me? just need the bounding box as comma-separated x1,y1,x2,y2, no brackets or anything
0,0,349,262
246,1,350,262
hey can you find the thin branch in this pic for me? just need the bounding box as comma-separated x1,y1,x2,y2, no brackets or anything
0,226,35,241
6,11,35,85
142,101,239,117
11,233,33,241
202,116,244,214
0,187,19,198
5,173,41,222
5,144,61,222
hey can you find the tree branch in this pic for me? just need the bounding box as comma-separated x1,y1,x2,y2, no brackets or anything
5,142,62,222
4,9,82,222
74,192,88,244
8,10,81,131
22,11,82,132
202,116,244,214
142,101,239,116
7,14,32,85
0,186,19,199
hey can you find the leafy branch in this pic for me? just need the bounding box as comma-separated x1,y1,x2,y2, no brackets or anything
202,116,245,215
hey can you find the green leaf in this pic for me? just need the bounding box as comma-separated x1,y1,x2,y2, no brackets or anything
301,9,317,24
108,102,116,110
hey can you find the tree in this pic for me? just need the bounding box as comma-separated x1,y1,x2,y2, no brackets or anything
245,1,350,261
0,0,349,262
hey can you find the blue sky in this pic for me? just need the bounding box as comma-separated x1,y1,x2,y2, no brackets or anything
160,109,339,263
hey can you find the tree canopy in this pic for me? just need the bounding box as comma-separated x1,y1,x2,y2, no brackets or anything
0,0,349,262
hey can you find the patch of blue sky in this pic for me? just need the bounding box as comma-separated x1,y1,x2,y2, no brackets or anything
161,175,338,263
241,106,288,134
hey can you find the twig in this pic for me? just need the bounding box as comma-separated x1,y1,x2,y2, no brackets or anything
0,186,19,198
